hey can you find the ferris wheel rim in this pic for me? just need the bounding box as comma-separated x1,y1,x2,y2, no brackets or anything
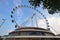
11,5,50,30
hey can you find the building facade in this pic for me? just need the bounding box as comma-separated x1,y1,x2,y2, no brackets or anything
0,27,60,40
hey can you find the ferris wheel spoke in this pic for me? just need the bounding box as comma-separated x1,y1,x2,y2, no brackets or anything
11,5,50,31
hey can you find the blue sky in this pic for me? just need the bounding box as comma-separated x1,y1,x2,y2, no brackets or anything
0,0,36,36
0,0,60,36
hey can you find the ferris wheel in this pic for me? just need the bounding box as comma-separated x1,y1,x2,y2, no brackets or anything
11,5,50,30
10,5,60,34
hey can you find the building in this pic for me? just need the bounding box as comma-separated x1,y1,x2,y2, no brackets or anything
1,27,60,40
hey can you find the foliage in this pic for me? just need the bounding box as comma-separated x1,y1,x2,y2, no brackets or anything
29,0,60,14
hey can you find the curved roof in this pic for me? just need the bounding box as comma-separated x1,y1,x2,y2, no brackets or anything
15,27,46,30
9,27,54,35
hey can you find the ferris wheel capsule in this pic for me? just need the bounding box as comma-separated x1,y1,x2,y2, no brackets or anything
47,24,50,28
13,8,15,11
47,27,50,31
11,5,49,29
12,20,15,23
18,5,20,8
15,6,18,9
11,11,14,14
11,15,13,18
15,25,18,28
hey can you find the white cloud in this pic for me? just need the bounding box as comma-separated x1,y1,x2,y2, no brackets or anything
38,16,60,35
38,19,47,29
48,17,60,35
